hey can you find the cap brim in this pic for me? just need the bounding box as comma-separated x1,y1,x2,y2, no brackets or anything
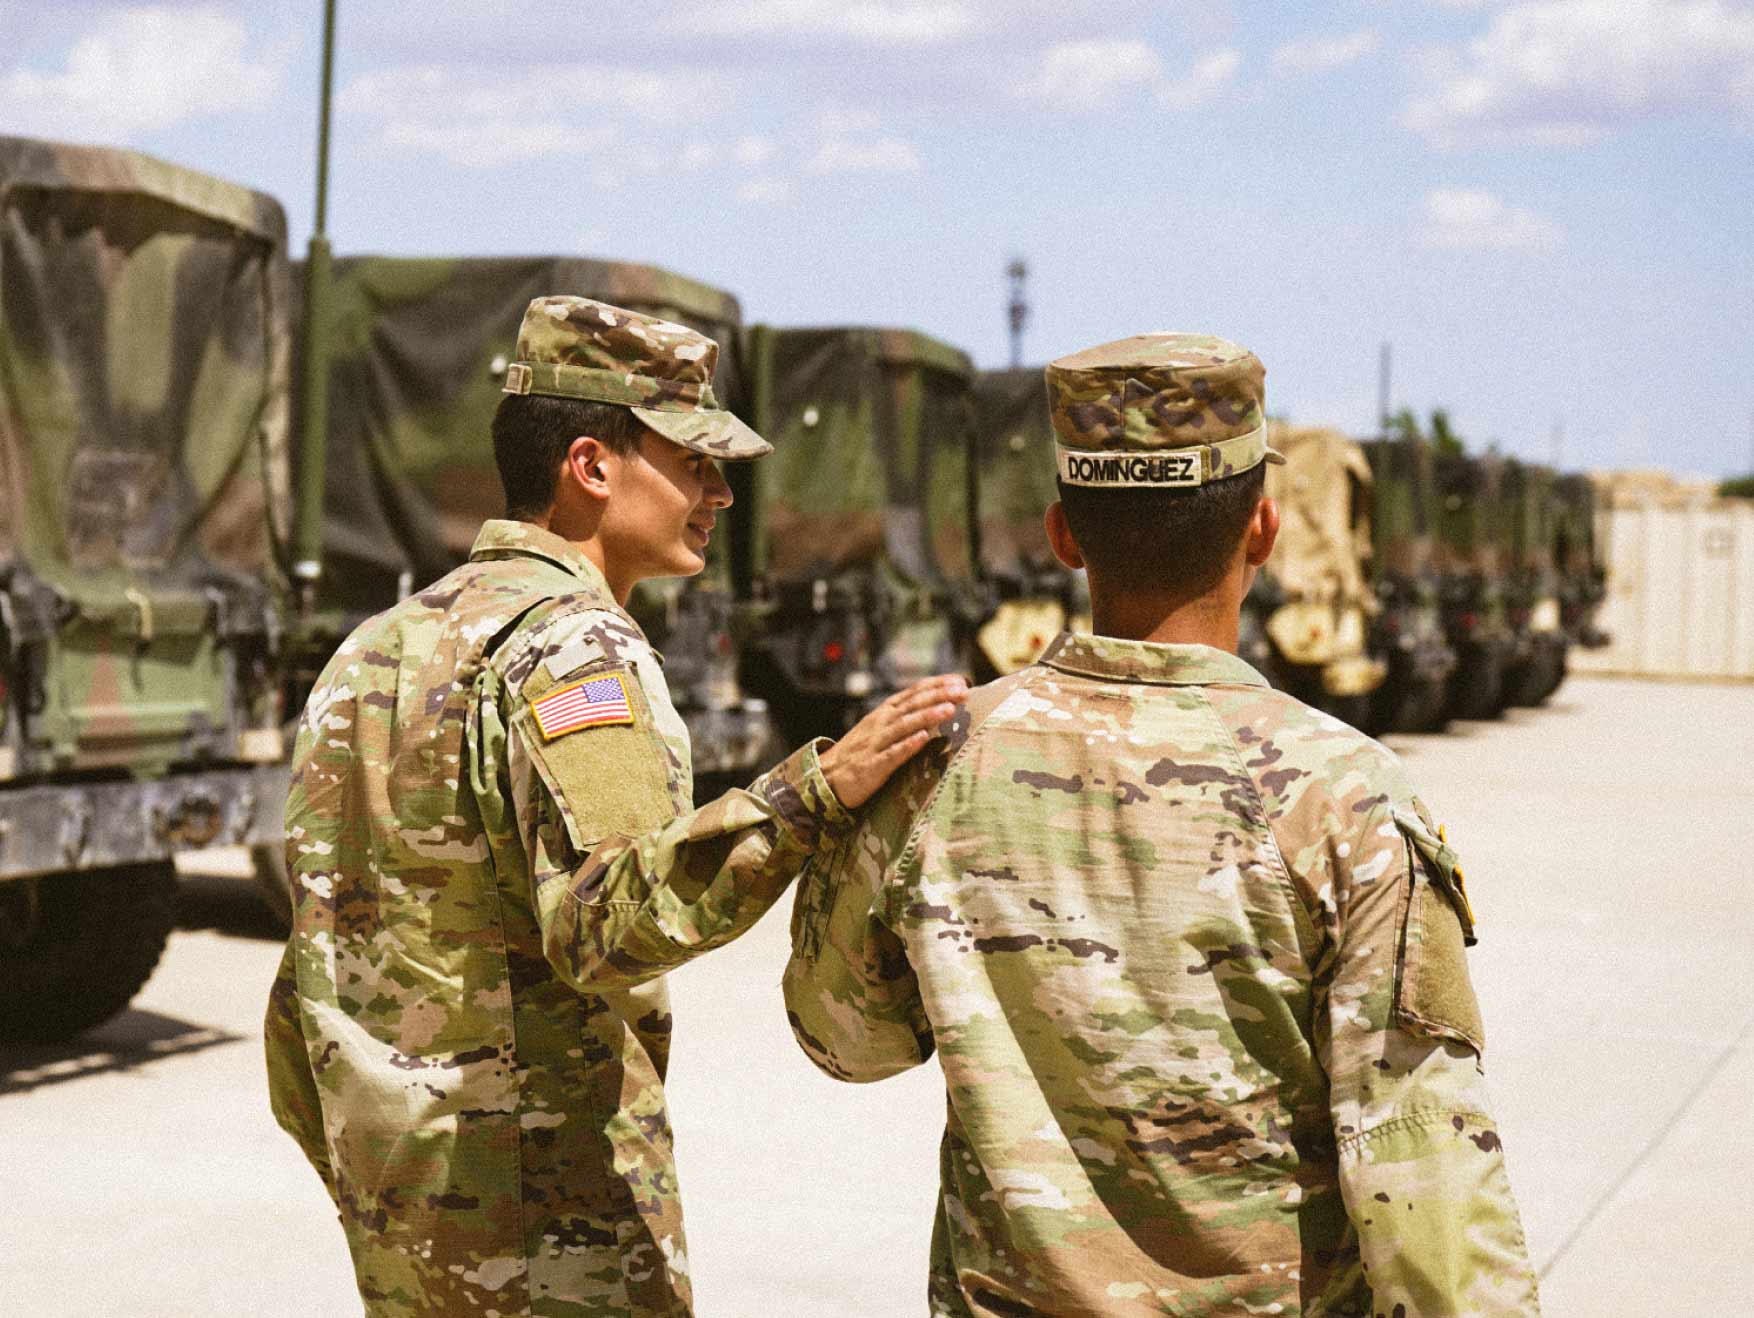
632,405,772,460
1264,445,1287,465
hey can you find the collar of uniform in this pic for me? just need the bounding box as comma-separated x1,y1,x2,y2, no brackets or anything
467,519,613,597
1038,631,1268,687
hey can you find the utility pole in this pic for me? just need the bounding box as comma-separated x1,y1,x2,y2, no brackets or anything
293,0,338,608
1551,416,1565,468
1377,341,1392,436
1006,258,1029,369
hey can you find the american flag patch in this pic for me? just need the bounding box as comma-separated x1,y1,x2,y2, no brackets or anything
530,672,634,740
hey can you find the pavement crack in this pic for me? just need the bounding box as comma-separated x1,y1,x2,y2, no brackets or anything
1538,1007,1754,1280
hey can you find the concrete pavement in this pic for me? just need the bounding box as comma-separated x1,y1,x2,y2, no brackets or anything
1,675,1748,1315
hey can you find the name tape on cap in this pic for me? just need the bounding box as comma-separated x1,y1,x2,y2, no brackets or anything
1056,446,1205,488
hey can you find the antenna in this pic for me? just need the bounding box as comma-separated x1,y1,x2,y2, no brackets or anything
1377,341,1392,435
1006,258,1029,369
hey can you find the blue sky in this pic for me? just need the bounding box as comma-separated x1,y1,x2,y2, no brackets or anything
4,0,1751,475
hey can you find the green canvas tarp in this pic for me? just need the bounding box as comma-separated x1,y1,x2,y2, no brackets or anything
971,367,1061,582
1366,435,1441,580
1434,451,1508,577
749,326,976,591
300,255,745,614
0,134,291,604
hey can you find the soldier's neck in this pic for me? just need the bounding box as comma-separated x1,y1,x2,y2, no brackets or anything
1088,573,1245,653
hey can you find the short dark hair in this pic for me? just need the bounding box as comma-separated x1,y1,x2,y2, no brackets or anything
1057,464,1266,595
491,394,647,519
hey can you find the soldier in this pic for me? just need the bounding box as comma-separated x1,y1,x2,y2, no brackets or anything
265,295,965,1317
782,333,1541,1315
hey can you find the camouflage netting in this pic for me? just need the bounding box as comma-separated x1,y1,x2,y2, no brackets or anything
0,135,291,605
753,327,975,588
1365,435,1441,580
1262,424,1375,609
971,367,1059,581
300,256,744,615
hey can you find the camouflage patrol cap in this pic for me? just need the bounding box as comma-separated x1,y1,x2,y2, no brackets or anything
502,295,771,460
1046,332,1283,488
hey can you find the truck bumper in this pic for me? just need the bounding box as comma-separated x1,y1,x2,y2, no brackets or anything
0,763,288,882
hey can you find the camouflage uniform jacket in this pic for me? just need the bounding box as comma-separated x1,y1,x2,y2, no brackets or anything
783,632,1539,1317
266,520,852,1317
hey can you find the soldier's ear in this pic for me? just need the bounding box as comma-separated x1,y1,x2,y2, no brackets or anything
1045,501,1085,570
562,436,614,503
1245,495,1279,567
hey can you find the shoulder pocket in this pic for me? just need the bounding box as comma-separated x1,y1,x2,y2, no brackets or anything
513,661,675,853
1391,805,1485,1055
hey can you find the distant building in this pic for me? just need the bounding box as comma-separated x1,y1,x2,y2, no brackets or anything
1576,470,1754,680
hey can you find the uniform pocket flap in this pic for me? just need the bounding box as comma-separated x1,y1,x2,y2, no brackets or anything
1392,806,1485,1055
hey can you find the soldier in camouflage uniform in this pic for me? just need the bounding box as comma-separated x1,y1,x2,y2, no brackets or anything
783,334,1540,1315
265,296,965,1317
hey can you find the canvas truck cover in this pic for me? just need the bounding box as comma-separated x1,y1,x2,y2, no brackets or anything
0,135,291,609
1434,451,1507,576
1365,435,1441,579
1501,458,1558,576
752,326,976,589
302,255,744,614
972,367,1059,581
1262,424,1375,609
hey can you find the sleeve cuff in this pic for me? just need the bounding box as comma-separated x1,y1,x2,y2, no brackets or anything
756,737,857,851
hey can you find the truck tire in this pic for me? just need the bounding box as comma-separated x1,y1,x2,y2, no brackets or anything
1447,645,1505,722
0,862,179,1046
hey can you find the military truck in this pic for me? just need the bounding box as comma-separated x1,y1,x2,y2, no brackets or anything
1247,424,1386,730
285,255,777,807
1553,472,1609,656
1499,458,1569,706
1363,434,1457,732
1433,450,1514,721
0,137,292,1043
732,326,983,745
969,367,1088,678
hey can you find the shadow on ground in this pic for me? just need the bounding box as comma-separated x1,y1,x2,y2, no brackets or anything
0,1008,242,1095
176,871,286,943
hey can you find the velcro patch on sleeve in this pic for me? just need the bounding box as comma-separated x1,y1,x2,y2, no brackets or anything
531,671,635,741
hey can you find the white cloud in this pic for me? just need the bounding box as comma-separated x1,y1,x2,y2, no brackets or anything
339,63,725,168
677,0,979,45
0,5,285,142
1157,49,1243,109
805,109,922,175
1405,0,1754,146
733,134,777,167
1017,39,1239,111
1419,187,1564,249
1271,28,1383,74
737,176,798,205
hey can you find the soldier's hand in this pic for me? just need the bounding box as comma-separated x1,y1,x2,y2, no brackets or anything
819,675,968,809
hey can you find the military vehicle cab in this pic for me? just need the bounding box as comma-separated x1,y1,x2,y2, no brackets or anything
1499,459,1570,706
732,326,982,746
0,137,291,1042
1246,424,1386,730
969,367,1089,679
1433,450,1515,720
1363,435,1458,732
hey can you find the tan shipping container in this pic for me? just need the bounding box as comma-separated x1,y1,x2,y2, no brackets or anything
1577,484,1754,679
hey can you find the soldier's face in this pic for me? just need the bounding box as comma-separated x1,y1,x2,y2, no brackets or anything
599,431,733,583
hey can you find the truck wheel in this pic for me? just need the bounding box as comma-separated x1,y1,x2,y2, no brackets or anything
0,863,179,1046
1448,646,1505,722
252,843,293,933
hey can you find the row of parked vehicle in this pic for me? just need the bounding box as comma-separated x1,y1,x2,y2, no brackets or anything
0,135,1606,1044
